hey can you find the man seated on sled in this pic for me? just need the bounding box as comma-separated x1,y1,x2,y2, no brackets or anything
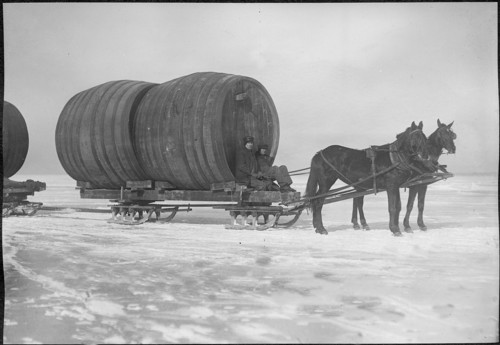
235,136,269,191
255,144,296,193
234,136,266,191
234,136,295,192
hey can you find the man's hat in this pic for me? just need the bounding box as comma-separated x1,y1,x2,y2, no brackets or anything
243,136,254,144
258,144,269,150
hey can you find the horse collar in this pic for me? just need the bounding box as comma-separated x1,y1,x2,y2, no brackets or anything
389,143,412,171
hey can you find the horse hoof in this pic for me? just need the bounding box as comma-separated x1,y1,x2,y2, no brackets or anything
392,231,403,237
404,227,413,233
353,224,361,230
315,228,328,235
419,226,428,231
362,225,370,231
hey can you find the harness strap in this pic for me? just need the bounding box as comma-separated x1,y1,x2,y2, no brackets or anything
389,143,408,170
288,167,311,174
298,162,400,205
370,148,398,152
319,150,357,186
389,143,427,183
370,147,377,194
319,150,373,190
389,143,418,171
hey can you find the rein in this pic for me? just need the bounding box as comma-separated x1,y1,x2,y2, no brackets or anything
288,167,311,176
288,167,310,174
289,171,310,176
300,162,400,204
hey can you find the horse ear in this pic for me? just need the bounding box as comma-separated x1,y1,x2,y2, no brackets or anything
411,121,417,129
447,121,454,128
418,121,423,130
437,119,442,127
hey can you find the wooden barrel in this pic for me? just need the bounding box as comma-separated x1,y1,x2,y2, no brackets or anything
134,72,279,190
55,80,157,188
3,101,29,178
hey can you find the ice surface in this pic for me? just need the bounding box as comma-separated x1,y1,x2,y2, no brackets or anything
2,173,499,343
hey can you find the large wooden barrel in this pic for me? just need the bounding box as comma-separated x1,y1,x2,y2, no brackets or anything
3,101,29,178
134,72,279,190
55,80,157,188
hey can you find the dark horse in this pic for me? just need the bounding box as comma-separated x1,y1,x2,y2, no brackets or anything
305,122,428,236
349,120,457,233
402,119,456,231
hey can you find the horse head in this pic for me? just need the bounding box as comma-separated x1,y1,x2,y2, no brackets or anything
435,119,456,154
396,121,428,160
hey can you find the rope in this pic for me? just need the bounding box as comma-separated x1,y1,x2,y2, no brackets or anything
288,167,310,174
289,171,310,176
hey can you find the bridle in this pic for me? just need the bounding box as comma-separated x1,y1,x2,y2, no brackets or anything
407,128,427,155
434,126,457,155
389,128,426,174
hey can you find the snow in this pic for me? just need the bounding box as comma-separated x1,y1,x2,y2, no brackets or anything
2,173,499,344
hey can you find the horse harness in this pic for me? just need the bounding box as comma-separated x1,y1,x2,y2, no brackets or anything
319,143,425,194
319,150,360,188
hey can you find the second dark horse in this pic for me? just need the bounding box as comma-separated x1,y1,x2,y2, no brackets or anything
305,122,428,236
402,119,456,231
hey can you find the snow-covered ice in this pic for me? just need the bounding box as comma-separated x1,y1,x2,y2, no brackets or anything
2,173,498,343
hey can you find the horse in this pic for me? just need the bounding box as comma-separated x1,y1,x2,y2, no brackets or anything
305,121,428,236
402,119,456,231
349,119,457,233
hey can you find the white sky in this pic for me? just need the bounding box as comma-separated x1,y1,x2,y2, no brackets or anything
3,2,498,175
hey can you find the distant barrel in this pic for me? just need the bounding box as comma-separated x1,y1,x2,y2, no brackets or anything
3,101,29,178
134,72,279,189
55,80,157,188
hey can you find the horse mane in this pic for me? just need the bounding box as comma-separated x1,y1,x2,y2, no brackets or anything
394,128,410,151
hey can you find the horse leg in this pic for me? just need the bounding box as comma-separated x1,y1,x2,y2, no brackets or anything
351,198,360,230
403,187,418,233
312,197,327,234
311,197,322,230
356,196,370,230
417,185,428,231
395,189,402,231
387,188,403,236
313,176,336,235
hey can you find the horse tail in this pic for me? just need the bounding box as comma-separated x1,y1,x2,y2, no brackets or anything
305,154,320,199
